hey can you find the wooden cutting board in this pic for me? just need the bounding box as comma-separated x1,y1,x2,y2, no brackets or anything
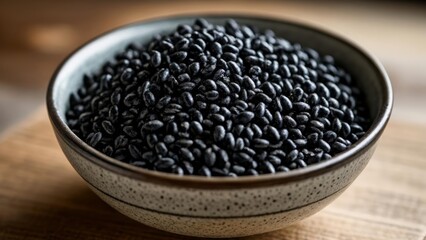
0,109,425,240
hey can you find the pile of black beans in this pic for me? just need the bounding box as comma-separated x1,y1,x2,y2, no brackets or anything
66,19,369,177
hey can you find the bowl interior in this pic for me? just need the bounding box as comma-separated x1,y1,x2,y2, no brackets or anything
49,15,391,181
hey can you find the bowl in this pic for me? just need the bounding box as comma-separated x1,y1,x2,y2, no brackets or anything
46,15,392,238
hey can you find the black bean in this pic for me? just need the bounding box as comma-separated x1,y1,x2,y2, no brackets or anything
330,107,344,119
297,159,307,168
262,161,276,174
180,92,194,107
67,18,369,176
265,126,280,142
221,107,232,119
271,111,282,128
189,121,202,135
211,113,225,123
204,79,217,90
311,120,325,130
294,102,311,111
232,165,246,175
155,158,175,170
283,116,297,128
150,50,162,67
276,130,287,142
155,96,170,110
177,73,190,82
175,139,193,148
319,139,331,152
171,51,187,62
287,149,298,162
228,61,242,75
235,100,248,110
332,118,342,132
155,142,168,155
123,126,138,138
222,44,238,53
235,137,244,151
211,41,223,55
324,130,337,143
163,135,175,144
235,152,252,163
214,125,226,142
114,135,128,149
295,114,309,124
307,133,319,144
234,111,254,124
351,123,364,133
128,144,143,159
204,148,216,167
256,93,273,104
332,142,347,151
341,121,351,137
253,138,269,148
205,90,219,101
216,81,230,95
294,139,307,147
142,91,155,107
214,147,227,161
101,120,115,135
142,120,164,132
89,132,102,146
267,155,281,166
284,139,297,151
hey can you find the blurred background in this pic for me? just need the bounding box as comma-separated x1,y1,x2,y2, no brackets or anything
0,0,425,134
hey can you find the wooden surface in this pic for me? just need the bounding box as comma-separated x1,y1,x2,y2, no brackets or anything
0,110,425,239
1,0,426,239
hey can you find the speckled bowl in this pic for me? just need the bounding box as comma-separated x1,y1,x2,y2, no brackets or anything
47,15,392,238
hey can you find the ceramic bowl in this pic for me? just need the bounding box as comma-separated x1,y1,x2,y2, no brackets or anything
46,15,392,238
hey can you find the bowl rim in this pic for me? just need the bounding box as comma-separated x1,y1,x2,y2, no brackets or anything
47,14,393,188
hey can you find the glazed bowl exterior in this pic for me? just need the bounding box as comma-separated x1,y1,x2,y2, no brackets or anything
47,15,392,238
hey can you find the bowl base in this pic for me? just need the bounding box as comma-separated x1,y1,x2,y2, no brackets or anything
90,185,346,238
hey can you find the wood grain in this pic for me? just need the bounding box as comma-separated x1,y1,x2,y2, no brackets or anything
0,110,425,239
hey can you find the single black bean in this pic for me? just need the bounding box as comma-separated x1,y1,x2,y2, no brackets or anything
181,92,194,107
214,125,226,142
204,148,217,167
283,116,297,128
310,120,325,130
101,120,115,135
319,139,331,153
123,126,138,138
235,111,255,124
217,149,230,162
175,139,194,148
205,90,219,101
253,138,270,148
307,133,319,144
89,132,102,146
151,51,161,67
287,149,298,162
332,118,342,132
155,142,168,156
341,122,351,137
265,125,280,142
142,120,164,132
332,142,347,151
235,137,245,151
294,102,311,111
